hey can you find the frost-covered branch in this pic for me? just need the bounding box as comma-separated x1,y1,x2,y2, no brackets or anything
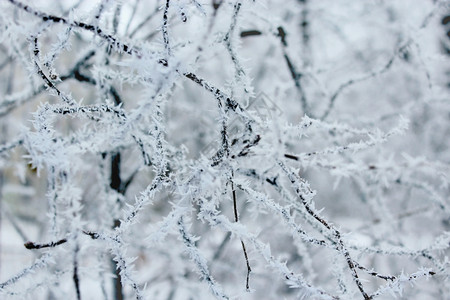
0,1,447,299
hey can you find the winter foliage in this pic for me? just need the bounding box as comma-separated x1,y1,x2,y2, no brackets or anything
0,0,449,299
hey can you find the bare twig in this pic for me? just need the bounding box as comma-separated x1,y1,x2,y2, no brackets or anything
231,178,251,291
162,0,172,59
24,239,67,250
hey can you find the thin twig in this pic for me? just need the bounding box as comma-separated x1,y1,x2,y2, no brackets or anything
73,242,81,300
231,177,251,291
24,239,67,249
32,36,76,106
162,0,172,59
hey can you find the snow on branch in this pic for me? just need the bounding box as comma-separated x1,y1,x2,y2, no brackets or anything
0,0,448,299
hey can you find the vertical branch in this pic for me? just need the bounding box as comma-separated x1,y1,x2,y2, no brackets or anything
230,175,251,291
47,166,59,238
210,6,254,283
277,26,310,116
113,4,122,35
110,153,122,192
221,118,229,156
110,152,123,300
162,0,172,60
112,247,124,300
299,0,311,66
73,242,81,300
224,2,245,78
102,38,126,299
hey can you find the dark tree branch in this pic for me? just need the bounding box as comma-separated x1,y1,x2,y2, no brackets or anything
24,239,67,249
162,0,172,59
7,0,135,55
73,243,81,300
110,152,124,300
230,176,251,291
240,30,262,38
